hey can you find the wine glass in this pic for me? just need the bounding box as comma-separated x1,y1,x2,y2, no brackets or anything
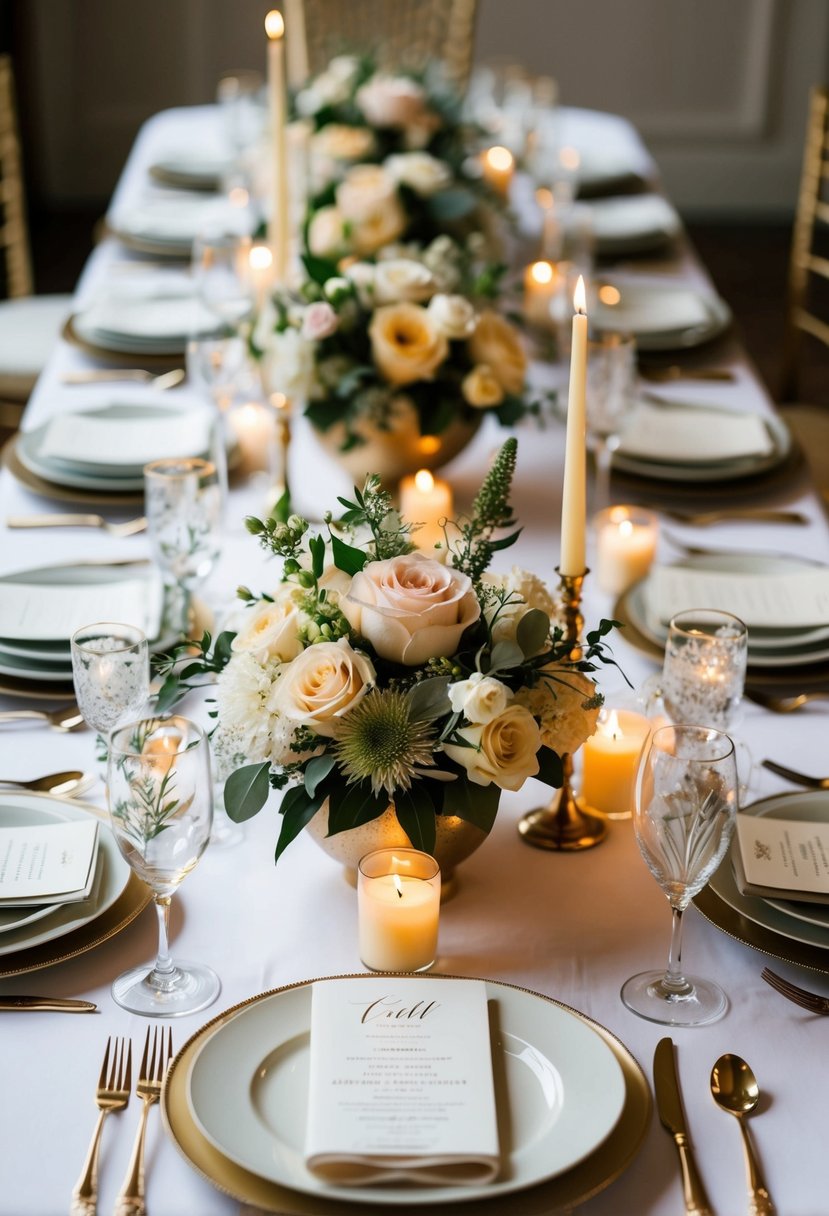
70,623,150,765
621,724,738,1026
192,231,255,329
586,331,636,511
107,715,220,1016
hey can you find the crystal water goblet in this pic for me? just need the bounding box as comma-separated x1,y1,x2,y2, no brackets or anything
621,724,738,1026
70,623,150,764
107,715,220,1016
586,331,637,511
144,458,222,634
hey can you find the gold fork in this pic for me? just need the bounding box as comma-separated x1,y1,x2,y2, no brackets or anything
761,967,829,1014
71,1036,132,1216
114,1026,173,1216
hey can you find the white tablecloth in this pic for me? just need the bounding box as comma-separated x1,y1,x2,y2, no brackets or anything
1,106,827,1216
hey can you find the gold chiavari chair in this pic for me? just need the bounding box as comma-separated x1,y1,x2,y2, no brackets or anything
292,0,479,93
0,52,71,430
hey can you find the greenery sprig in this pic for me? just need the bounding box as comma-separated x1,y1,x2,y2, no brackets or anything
450,436,521,584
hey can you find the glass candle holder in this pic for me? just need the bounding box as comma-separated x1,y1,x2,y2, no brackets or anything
662,610,748,731
358,848,441,973
594,505,658,595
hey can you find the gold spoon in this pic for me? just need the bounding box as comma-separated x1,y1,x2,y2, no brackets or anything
710,1054,775,1215
0,770,87,795
60,367,186,389
0,703,86,731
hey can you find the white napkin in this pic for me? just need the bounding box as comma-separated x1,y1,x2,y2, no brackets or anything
618,401,774,464
38,406,213,467
78,291,219,341
589,194,680,241
599,285,712,334
0,573,164,642
111,195,245,242
648,564,829,629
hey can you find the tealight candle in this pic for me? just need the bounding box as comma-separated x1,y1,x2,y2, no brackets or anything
399,469,453,553
248,242,275,309
481,145,514,199
358,848,441,972
230,400,276,474
594,505,658,595
523,259,559,328
581,708,652,820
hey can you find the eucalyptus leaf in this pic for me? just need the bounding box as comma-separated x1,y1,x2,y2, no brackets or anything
394,786,437,854
440,776,499,834
274,785,326,862
327,782,388,834
224,762,271,823
406,677,451,722
487,639,525,673
153,672,184,715
305,754,336,798
516,609,550,658
331,534,368,575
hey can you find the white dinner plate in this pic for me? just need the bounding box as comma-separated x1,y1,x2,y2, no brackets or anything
594,278,732,351
624,553,829,669
612,410,790,483
149,151,233,191
0,794,129,956
710,792,829,949
185,975,626,1206
0,648,74,682
589,195,682,256
73,297,221,356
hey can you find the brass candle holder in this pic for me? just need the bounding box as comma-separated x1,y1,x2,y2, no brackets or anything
265,389,293,510
517,567,607,851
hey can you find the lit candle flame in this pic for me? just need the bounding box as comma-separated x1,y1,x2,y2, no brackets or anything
600,709,622,741
485,145,514,172
414,468,434,493
393,873,404,899
265,9,285,39
619,518,634,539
530,260,554,286
249,244,274,272
574,275,586,315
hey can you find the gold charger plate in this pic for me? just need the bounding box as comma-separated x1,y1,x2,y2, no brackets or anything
62,314,184,365
694,885,829,976
161,973,651,1216
0,671,75,699
0,871,151,977
2,434,144,506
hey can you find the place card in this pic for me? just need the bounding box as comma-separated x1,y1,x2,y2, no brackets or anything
0,573,163,642
305,977,500,1186
0,819,99,905
734,814,829,905
39,408,213,467
649,565,829,629
619,402,773,464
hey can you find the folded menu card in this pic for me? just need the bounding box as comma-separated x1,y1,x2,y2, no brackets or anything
0,573,163,642
618,402,773,464
649,565,829,629
733,814,829,905
306,977,500,1186
39,408,213,467
0,819,98,906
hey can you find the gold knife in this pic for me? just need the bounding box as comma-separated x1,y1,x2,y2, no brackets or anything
0,996,97,1012
654,1037,714,1216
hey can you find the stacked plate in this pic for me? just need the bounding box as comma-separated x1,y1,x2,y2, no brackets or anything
70,279,222,358
149,149,234,192
0,561,164,689
612,398,791,484
588,194,682,257
162,974,651,1214
698,791,829,975
0,792,150,977
558,107,654,198
618,552,829,671
107,194,250,258
593,278,732,350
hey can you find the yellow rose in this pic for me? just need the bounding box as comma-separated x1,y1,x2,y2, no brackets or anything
273,639,376,737
461,363,504,408
515,668,600,756
468,311,527,395
443,704,541,791
369,302,448,386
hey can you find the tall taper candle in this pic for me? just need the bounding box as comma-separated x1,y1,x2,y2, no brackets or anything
265,10,289,282
560,275,588,576
284,0,309,89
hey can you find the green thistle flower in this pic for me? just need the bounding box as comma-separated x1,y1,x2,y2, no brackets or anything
335,689,436,796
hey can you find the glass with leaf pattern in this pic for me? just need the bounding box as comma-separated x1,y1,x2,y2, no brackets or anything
107,716,220,1016
621,724,738,1027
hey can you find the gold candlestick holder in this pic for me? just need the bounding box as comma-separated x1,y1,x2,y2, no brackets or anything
265,390,293,512
518,567,607,851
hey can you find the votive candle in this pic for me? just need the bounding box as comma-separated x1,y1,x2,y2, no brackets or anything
581,708,652,819
595,505,658,595
523,260,559,328
358,848,441,972
481,146,514,199
399,469,453,553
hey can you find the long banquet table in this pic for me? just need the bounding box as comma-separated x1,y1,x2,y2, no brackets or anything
1,105,828,1216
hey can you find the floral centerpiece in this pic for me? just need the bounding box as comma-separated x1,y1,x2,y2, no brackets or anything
292,56,500,260
160,441,615,868
252,239,538,477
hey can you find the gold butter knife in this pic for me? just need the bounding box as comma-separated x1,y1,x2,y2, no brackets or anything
654,1037,714,1216
0,996,97,1012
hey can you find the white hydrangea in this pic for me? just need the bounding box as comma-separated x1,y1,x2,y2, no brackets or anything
216,651,282,763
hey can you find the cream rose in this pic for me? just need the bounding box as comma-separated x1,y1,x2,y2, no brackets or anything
448,673,511,724
468,311,527,396
428,293,477,340
444,705,541,791
515,669,600,756
369,302,448,386
311,124,377,163
373,258,435,305
335,165,397,222
385,152,453,196
273,638,375,736
231,592,305,664
356,75,428,128
341,553,480,666
462,364,504,408
259,327,315,401
343,261,376,306
307,205,348,258
351,198,408,255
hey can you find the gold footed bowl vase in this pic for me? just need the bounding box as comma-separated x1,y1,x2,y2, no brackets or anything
305,798,488,901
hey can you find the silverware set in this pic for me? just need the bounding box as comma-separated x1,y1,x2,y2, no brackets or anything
72,1028,173,1216
655,1037,774,1216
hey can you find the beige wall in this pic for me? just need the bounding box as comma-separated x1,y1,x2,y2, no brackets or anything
19,0,829,216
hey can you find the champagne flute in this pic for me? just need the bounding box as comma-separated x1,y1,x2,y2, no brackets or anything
621,724,738,1026
107,715,220,1016
70,623,150,766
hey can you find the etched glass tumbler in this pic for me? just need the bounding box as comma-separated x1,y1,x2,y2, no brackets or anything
662,610,748,730
621,724,738,1026
70,623,150,762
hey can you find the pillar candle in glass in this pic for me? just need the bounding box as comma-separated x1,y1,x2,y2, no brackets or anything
398,469,453,552
358,848,441,973
580,708,652,820
594,505,658,594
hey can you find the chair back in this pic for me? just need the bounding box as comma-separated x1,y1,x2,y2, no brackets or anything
292,0,478,94
781,86,829,401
